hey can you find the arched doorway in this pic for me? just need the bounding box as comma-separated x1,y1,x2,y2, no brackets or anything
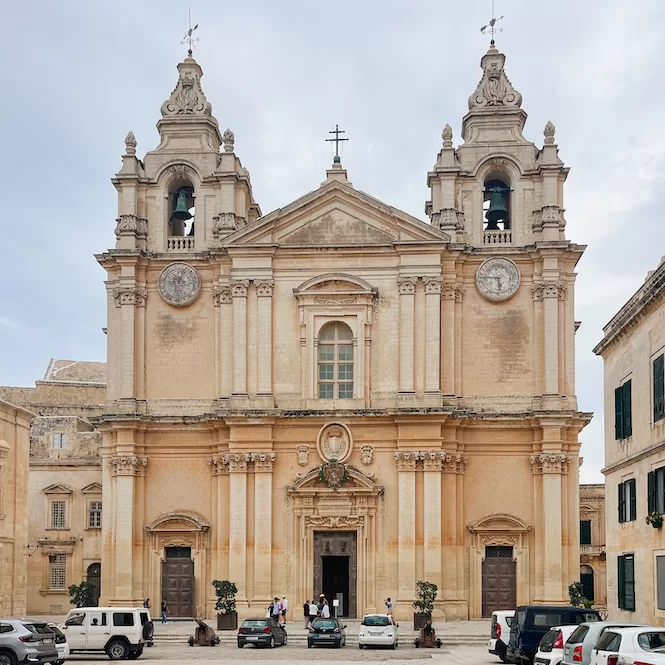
86,563,101,606
580,565,594,603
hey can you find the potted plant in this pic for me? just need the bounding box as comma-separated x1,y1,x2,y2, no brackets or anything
568,582,584,607
413,580,437,630
212,580,238,630
646,511,663,528
68,581,97,608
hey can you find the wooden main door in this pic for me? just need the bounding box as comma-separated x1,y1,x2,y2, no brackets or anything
162,547,194,617
313,532,357,618
482,546,516,617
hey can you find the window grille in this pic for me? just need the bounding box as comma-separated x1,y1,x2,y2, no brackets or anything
49,554,66,589
165,546,192,559
317,322,354,399
52,433,66,449
485,546,513,558
88,501,102,528
51,500,66,528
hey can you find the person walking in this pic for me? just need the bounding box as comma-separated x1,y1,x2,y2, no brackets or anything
272,597,281,623
384,597,393,615
142,598,151,609
281,595,289,624
160,598,168,624
321,599,330,619
303,600,310,629
308,599,318,628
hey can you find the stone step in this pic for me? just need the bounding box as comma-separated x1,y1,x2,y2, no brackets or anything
153,633,488,645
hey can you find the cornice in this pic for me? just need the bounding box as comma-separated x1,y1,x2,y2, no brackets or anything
602,436,665,476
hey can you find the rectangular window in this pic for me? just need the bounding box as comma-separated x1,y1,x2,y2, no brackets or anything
113,613,135,627
618,479,636,523
655,355,665,422
657,556,665,610
338,384,353,399
88,501,102,528
580,520,592,545
615,380,633,440
618,554,635,611
51,500,66,529
318,384,333,399
649,467,665,514
49,554,66,589
52,433,66,449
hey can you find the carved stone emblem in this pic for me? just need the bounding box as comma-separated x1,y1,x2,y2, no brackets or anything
296,445,309,467
468,49,522,110
360,445,374,466
317,423,352,463
475,257,520,302
319,461,348,489
158,263,201,307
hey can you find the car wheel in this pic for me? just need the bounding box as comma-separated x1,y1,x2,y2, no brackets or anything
107,639,129,660
500,654,508,663
270,636,275,648
282,633,288,646
188,636,194,646
359,644,364,650
128,647,143,660
307,642,312,648
392,641,397,650
0,652,17,665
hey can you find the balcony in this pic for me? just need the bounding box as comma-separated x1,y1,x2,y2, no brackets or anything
167,236,195,251
580,544,605,557
483,230,512,245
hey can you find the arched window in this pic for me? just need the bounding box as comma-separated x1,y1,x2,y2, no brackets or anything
483,178,510,231
580,564,594,602
168,185,195,238
86,562,101,606
318,322,354,399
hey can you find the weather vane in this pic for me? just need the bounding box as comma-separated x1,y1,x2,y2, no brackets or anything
326,124,349,164
182,7,199,56
480,0,504,46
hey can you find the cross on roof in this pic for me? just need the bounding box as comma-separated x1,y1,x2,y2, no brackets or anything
182,7,199,56
480,0,504,46
326,124,349,164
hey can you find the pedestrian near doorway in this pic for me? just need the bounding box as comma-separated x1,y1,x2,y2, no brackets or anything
303,600,310,629
308,600,318,628
143,598,151,609
321,599,330,618
272,597,281,623
281,595,289,623
161,598,168,624
385,597,393,615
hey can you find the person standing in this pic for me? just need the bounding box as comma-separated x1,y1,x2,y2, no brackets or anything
303,599,310,629
308,599,318,628
272,597,281,623
160,598,168,624
321,599,330,619
142,598,151,609
281,595,289,624
384,597,393,615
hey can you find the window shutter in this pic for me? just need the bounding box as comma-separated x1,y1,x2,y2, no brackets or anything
629,479,637,521
655,356,665,422
618,555,625,609
623,380,633,438
625,555,635,611
615,386,624,440
649,471,656,514
580,520,592,545
618,482,625,523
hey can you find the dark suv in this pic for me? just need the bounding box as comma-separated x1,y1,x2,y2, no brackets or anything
507,606,600,665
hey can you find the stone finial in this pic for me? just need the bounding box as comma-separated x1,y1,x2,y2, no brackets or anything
442,124,453,148
468,47,522,110
124,131,137,155
222,129,235,153
544,120,556,145
161,58,212,117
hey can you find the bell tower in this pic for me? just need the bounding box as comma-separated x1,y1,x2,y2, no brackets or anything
427,43,568,248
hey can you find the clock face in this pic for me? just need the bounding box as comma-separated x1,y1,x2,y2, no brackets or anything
158,263,201,307
476,258,520,302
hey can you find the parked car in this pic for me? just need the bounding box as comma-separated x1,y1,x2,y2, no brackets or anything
237,618,287,648
48,623,70,664
307,617,347,648
0,618,58,665
358,614,398,650
618,647,665,664
488,610,515,662
562,622,644,665
508,606,600,665
60,606,153,660
535,625,578,665
589,627,665,665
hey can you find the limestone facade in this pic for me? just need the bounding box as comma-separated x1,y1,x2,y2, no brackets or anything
579,483,607,608
0,399,32,616
595,258,665,623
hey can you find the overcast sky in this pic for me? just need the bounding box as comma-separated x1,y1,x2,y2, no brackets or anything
1,0,663,483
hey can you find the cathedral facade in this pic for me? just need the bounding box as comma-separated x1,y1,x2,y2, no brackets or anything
95,44,589,620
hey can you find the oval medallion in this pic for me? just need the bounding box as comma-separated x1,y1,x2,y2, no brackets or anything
475,257,521,302
158,263,201,307
317,423,352,463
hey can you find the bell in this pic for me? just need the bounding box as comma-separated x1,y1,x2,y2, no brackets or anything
485,188,508,228
171,190,193,221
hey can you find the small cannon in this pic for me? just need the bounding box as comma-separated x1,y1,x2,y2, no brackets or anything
414,620,442,648
188,618,221,647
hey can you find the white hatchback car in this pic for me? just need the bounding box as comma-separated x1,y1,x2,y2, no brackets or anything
488,610,515,662
590,626,665,665
48,623,71,664
535,625,578,665
358,614,398,649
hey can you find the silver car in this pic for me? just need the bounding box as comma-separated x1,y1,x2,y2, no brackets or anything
0,618,59,665
562,622,643,665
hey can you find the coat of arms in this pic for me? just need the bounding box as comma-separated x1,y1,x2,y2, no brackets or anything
317,423,352,463
319,461,349,489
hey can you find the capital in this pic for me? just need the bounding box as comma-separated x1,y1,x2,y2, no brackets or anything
223,452,251,472
212,212,236,237
422,450,447,471
250,451,277,472
423,276,442,295
109,454,148,477
443,453,467,474
230,280,250,298
255,279,275,297
212,286,232,306
394,450,421,471
207,455,228,475
115,215,147,238
397,277,418,295
531,453,572,474
113,287,147,308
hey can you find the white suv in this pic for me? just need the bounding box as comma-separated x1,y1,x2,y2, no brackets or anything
60,607,153,660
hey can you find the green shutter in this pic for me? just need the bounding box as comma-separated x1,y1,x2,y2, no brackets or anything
629,479,637,522
618,555,625,609
615,386,624,440
580,520,592,545
655,356,665,422
625,555,635,611
623,380,633,437
618,482,626,523
649,471,656,513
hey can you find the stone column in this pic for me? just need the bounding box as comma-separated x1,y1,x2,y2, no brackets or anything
231,281,250,396
255,281,274,396
441,283,456,395
113,287,147,399
394,451,420,607
423,278,442,393
542,283,562,395
398,277,417,393
422,452,445,590
109,454,147,603
225,453,251,601
208,454,229,605
251,453,276,603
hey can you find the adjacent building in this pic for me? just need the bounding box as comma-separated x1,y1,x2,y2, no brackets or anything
579,483,606,608
594,257,665,623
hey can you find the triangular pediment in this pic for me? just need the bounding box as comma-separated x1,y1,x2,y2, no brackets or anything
222,180,450,247
81,482,102,494
43,483,73,495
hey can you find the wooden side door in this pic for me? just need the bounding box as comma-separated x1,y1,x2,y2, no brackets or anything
482,552,516,617
161,559,194,617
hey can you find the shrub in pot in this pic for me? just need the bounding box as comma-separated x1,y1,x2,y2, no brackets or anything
212,580,238,630
413,580,438,629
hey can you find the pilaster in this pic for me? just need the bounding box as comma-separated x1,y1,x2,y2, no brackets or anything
423,278,442,393
113,287,147,400
225,452,251,601
397,278,417,393
255,280,274,400
251,452,276,602
231,280,249,398
422,451,445,592
394,451,419,605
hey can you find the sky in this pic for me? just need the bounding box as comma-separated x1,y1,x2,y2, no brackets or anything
1,0,664,483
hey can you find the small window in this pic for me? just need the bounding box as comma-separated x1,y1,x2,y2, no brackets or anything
88,612,107,627
615,379,632,440
112,613,135,627
596,631,621,651
0,623,14,633
637,632,665,650
50,500,66,529
139,612,149,626
618,479,636,523
88,501,102,528
649,467,665,514
654,355,664,422
580,520,592,544
568,625,589,644
52,433,66,449
49,554,66,589
65,612,85,627
317,322,354,399
618,554,635,611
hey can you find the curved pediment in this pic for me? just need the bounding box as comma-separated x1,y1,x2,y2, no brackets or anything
295,273,376,295
467,512,532,533
291,465,378,492
146,511,210,532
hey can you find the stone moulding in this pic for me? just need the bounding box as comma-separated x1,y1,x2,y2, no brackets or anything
109,454,148,477
530,453,573,474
